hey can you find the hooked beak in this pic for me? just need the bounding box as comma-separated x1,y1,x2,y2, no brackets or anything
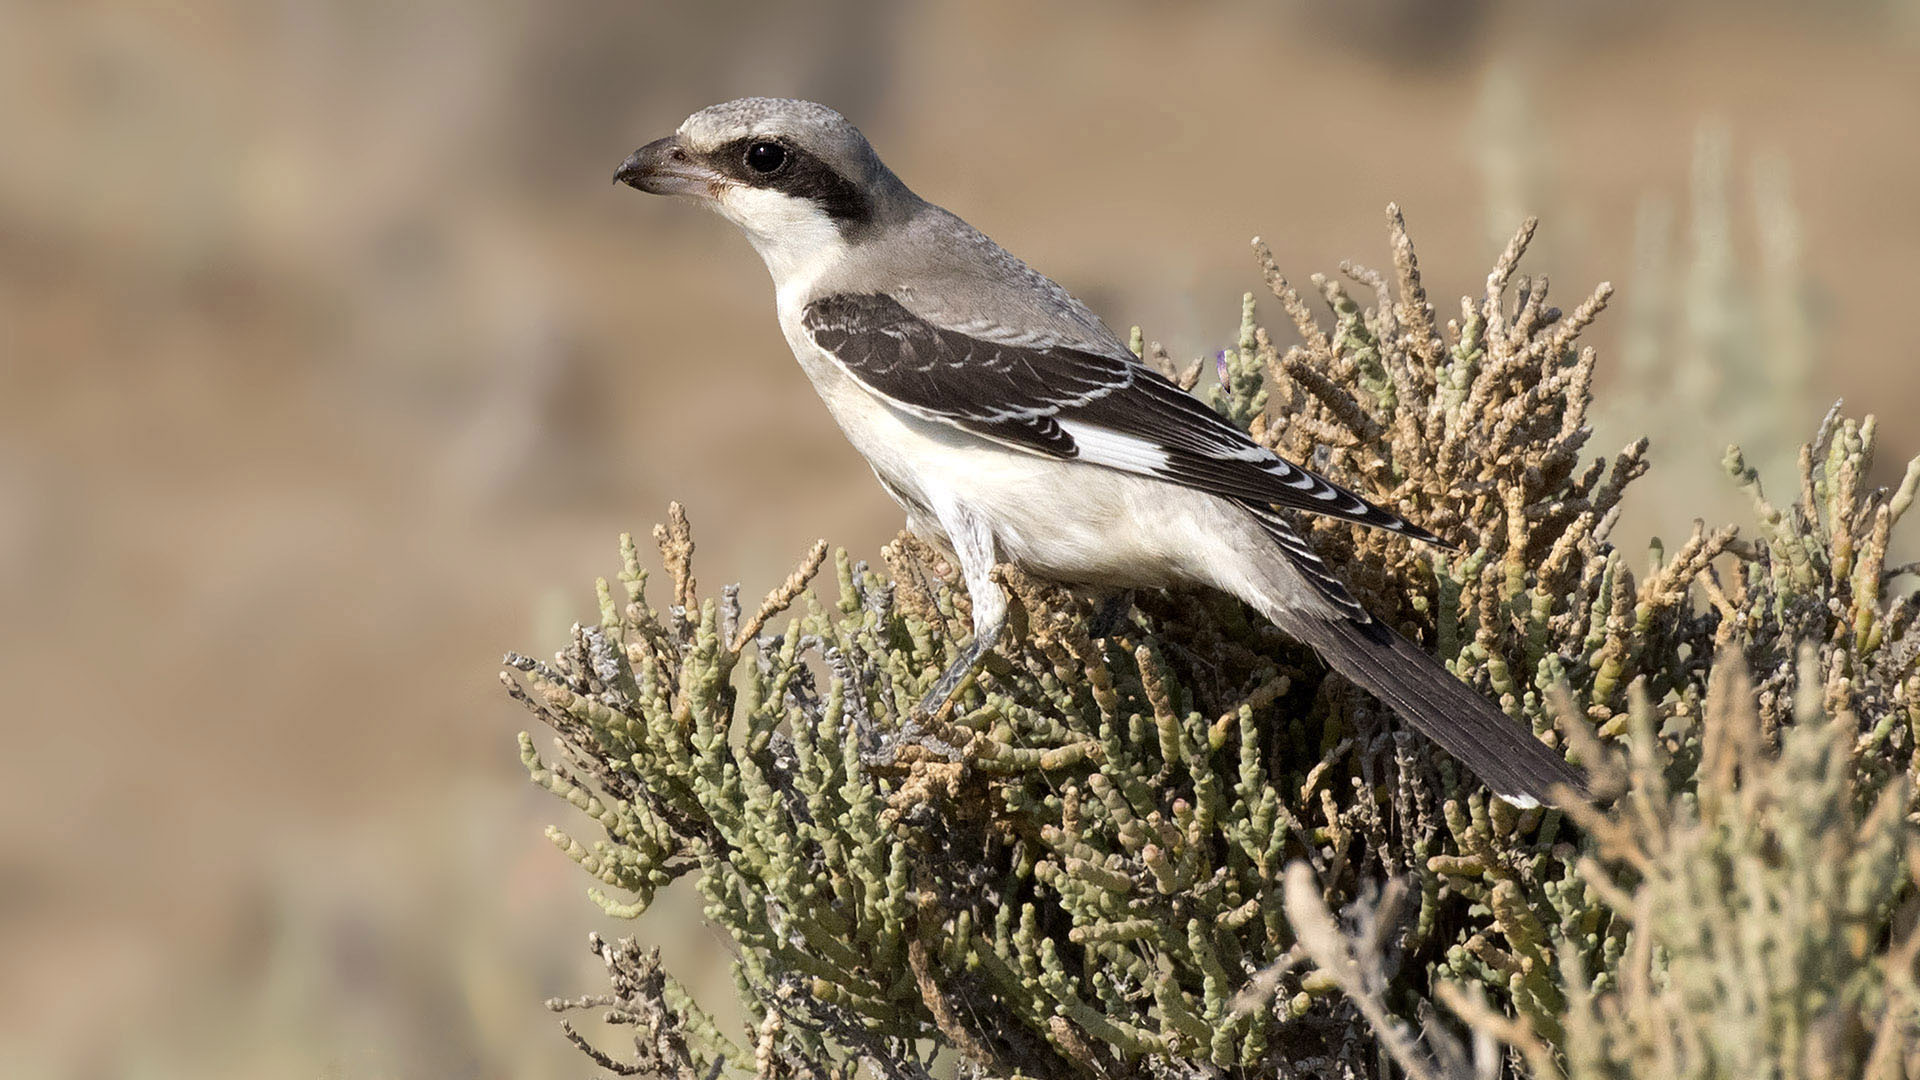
613,136,717,197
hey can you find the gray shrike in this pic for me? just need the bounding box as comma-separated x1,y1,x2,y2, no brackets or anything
615,98,1583,807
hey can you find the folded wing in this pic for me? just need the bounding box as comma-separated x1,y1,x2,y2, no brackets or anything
802,292,1443,545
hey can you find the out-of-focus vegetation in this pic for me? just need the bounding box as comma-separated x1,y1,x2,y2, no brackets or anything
6,2,1918,1077
513,213,1919,1076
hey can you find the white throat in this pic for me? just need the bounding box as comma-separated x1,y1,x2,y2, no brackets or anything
713,186,851,305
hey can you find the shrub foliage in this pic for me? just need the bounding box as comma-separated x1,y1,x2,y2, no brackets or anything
506,209,1920,1078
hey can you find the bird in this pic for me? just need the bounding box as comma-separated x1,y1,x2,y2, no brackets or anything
614,97,1585,807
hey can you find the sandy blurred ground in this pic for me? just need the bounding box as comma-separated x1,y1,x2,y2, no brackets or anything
1,1,1915,1075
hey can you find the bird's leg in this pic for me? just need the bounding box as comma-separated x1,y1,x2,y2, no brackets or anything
915,611,1003,724
868,506,1004,767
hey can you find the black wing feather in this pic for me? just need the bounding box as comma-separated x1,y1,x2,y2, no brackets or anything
802,293,1441,543
1237,502,1373,621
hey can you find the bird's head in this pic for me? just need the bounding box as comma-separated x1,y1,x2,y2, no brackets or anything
615,98,914,281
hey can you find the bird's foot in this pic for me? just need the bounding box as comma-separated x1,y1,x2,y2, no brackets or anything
863,716,969,768
862,640,990,768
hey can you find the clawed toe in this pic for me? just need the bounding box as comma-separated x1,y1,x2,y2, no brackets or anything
860,715,968,767
860,639,992,768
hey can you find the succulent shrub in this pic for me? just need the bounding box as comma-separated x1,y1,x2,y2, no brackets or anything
506,209,1920,1078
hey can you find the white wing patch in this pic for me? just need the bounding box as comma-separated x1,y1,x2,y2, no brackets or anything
1058,421,1171,471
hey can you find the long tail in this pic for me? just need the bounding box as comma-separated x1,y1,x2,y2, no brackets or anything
1231,500,1587,805
1273,610,1586,807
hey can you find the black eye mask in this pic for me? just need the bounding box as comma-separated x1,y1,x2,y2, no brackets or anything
707,137,874,226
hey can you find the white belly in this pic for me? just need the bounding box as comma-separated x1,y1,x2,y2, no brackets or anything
780,331,1275,594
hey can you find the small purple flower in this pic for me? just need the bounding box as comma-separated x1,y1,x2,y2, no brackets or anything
1215,349,1231,384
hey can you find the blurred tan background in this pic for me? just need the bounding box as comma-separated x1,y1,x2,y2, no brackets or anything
3,1,1916,1075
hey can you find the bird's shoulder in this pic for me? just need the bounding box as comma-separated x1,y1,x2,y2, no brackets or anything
805,205,1133,358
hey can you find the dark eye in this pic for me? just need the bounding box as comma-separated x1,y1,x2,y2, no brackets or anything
744,141,787,174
